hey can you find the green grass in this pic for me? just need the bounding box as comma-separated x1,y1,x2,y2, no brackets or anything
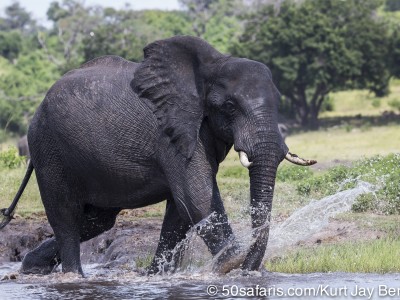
266,238,400,273
0,132,398,222
0,166,166,219
286,125,400,162
217,151,313,219
320,80,400,118
336,213,400,238
0,167,43,217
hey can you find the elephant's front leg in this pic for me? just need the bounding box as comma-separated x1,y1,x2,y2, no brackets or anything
148,199,191,275
195,182,234,255
195,182,249,274
161,145,243,273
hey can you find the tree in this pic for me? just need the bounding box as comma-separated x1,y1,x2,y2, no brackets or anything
0,31,23,61
385,0,400,11
179,0,244,53
38,0,101,71
0,2,35,32
82,8,192,62
0,51,59,134
389,28,400,79
232,0,392,128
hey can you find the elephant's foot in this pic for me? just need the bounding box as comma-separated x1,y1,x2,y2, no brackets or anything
21,251,59,275
212,226,268,274
20,238,60,275
211,242,247,274
146,257,178,276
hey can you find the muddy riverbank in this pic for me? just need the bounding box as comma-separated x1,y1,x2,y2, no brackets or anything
0,212,163,268
0,210,384,270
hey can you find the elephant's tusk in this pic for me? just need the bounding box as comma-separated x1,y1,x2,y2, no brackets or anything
285,152,317,166
239,151,253,168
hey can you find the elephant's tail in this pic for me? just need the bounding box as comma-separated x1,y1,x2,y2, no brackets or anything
0,160,34,230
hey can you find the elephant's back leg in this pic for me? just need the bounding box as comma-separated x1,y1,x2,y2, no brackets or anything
35,165,86,274
21,206,121,275
79,205,121,242
29,120,87,274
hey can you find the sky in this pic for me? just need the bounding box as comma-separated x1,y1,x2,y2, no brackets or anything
0,0,182,25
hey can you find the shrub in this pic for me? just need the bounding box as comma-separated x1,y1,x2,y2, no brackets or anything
388,98,400,112
296,165,352,197
0,147,25,169
352,193,377,213
295,154,400,215
371,98,381,108
277,165,313,182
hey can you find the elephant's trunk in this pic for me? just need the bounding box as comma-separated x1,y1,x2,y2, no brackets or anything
241,145,280,271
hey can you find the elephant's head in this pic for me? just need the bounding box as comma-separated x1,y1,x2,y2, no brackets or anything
134,36,315,271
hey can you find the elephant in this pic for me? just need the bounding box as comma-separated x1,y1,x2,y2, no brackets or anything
0,36,316,276
278,123,288,141
17,135,30,162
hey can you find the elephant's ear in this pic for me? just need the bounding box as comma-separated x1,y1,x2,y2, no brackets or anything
133,36,224,159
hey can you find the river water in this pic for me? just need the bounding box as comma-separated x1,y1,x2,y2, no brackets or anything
1,264,400,299
2,180,398,299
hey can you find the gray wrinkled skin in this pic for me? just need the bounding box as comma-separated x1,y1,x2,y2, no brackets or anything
20,36,288,276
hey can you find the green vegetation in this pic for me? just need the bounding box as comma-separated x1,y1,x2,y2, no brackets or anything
0,147,25,169
294,154,400,214
0,165,43,217
286,124,400,162
232,0,400,128
266,238,400,273
0,0,399,274
320,80,400,117
0,0,400,138
389,98,400,112
336,213,400,236
266,213,400,274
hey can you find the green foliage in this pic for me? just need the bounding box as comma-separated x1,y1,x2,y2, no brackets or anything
388,98,400,111
276,165,313,182
0,31,23,61
266,238,400,273
352,193,377,213
371,98,381,108
293,154,400,214
82,9,192,62
0,51,59,134
388,22,400,79
0,2,35,32
47,1,71,22
232,0,392,128
179,0,244,53
296,165,352,197
385,0,400,11
0,130,8,144
0,51,59,97
320,95,334,112
0,147,25,169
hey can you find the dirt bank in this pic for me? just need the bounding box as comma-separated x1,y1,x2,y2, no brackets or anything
1,210,386,271
0,212,163,267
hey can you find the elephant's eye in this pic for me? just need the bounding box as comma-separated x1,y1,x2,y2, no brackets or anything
223,100,236,113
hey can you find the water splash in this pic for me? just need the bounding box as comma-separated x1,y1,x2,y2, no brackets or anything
0,179,380,285
160,180,378,273
266,180,375,256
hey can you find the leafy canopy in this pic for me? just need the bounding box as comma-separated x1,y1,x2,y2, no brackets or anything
232,0,392,128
